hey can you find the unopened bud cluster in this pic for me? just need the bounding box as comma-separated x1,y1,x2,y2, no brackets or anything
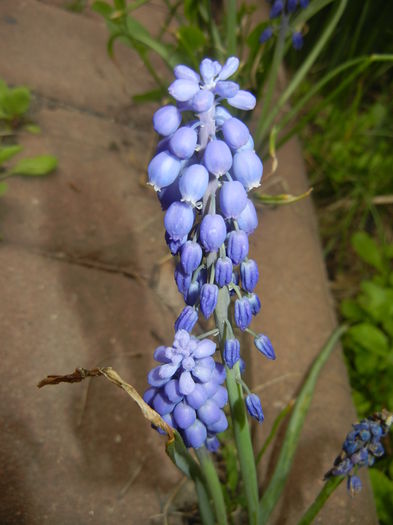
324,410,393,495
260,0,310,49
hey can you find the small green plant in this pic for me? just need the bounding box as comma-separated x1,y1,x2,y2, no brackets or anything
0,79,58,205
341,231,393,524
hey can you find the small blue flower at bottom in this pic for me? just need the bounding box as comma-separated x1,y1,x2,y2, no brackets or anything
245,393,264,423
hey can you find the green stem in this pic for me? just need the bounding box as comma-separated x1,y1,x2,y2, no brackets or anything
215,287,260,525
297,476,344,525
195,480,215,525
258,324,348,525
256,0,348,148
195,446,228,525
226,0,237,56
255,14,289,148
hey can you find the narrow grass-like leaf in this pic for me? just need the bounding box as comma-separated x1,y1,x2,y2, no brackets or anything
253,189,313,206
258,325,348,525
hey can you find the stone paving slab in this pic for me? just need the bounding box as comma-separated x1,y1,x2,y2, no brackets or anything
0,245,181,525
0,0,164,119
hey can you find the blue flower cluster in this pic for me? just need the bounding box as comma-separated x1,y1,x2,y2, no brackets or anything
324,410,393,495
143,329,228,450
260,0,310,49
149,57,263,337
145,57,275,447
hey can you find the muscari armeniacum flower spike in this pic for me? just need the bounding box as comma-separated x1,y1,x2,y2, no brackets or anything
145,56,277,448
324,409,393,494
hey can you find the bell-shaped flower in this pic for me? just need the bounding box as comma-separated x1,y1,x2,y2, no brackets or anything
223,338,240,368
180,241,203,274
237,199,258,233
219,180,248,219
179,164,209,206
222,117,250,150
200,213,227,252
240,259,259,292
217,56,239,80
148,150,182,191
215,256,233,287
234,297,252,331
227,90,256,111
233,150,263,190
174,64,200,83
200,283,218,318
169,127,198,159
153,105,182,136
204,140,233,177
227,230,249,264
245,393,264,422
254,334,275,360
174,305,198,333
164,201,194,240
169,78,200,102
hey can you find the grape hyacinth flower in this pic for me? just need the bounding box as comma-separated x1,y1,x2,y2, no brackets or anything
260,0,310,48
144,330,228,448
324,410,393,494
145,56,275,450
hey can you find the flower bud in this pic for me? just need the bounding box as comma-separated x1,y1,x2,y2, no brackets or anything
214,81,239,99
179,164,209,205
235,297,252,331
215,256,233,287
183,420,207,449
200,58,216,84
191,90,215,113
240,259,259,292
164,201,194,240
292,31,303,50
148,150,182,191
347,475,362,496
165,232,186,255
204,140,233,177
227,90,256,111
174,263,192,296
223,338,240,368
259,27,273,43
169,78,200,102
245,393,264,422
233,150,263,190
219,181,248,219
184,280,200,306
174,64,200,83
200,283,218,318
200,213,227,252
169,127,198,159
175,306,198,333
237,199,258,234
227,230,249,264
254,334,275,360
270,0,283,19
173,401,196,429
222,117,250,150
248,293,261,315
153,105,182,136
287,0,297,13
218,56,239,80
198,399,221,425
181,241,203,274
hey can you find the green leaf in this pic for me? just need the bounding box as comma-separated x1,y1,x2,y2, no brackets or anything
177,25,206,55
351,232,385,272
369,470,393,524
0,86,31,119
132,88,166,104
0,145,22,165
125,15,177,68
358,281,393,323
347,323,389,355
340,299,365,321
253,188,313,206
259,325,348,524
0,182,8,196
10,155,58,176
24,123,41,134
91,1,113,18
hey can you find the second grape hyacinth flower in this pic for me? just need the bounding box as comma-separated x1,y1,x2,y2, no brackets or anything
144,57,274,449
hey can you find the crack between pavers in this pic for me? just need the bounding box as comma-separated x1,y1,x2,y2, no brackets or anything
33,91,151,133
8,242,143,281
